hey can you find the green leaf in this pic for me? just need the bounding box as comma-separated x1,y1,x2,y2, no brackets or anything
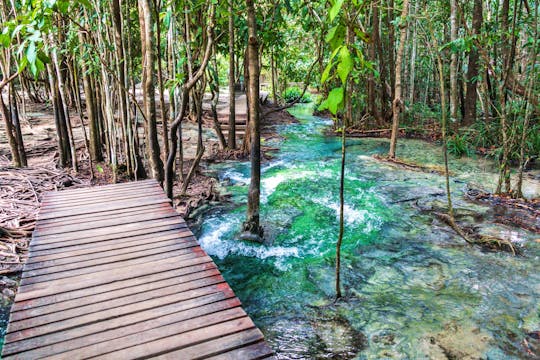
0,33,10,48
329,0,345,22
319,87,344,115
26,42,37,65
96,164,104,173
325,25,338,43
320,60,334,84
337,46,353,84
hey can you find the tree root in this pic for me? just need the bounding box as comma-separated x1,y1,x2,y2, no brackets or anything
435,212,519,255
374,154,450,176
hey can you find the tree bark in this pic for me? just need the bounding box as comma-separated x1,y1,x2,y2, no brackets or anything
463,0,482,125
449,0,459,124
242,0,263,241
228,0,237,150
388,0,410,159
138,0,164,182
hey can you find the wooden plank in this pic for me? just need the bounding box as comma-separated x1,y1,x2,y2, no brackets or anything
3,285,236,356
22,239,199,279
35,203,171,228
91,317,257,359
11,261,217,317
31,216,186,247
37,196,171,221
41,185,164,203
46,306,248,360
162,330,268,360
29,221,188,253
204,341,276,360
42,183,162,202
9,268,222,330
6,297,241,359
40,189,166,211
25,229,194,268
15,250,210,301
20,245,200,285
33,206,176,237
43,179,157,198
8,274,226,333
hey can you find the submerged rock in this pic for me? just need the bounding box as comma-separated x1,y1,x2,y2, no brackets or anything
419,321,491,359
312,316,367,359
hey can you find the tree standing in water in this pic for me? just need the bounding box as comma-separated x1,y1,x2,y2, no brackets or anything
241,0,264,242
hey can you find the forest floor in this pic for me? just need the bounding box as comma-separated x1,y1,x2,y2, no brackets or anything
0,89,296,303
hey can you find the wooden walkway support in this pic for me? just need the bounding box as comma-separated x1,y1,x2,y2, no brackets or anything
2,180,274,359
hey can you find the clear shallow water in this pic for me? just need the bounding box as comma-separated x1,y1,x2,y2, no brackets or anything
196,105,539,359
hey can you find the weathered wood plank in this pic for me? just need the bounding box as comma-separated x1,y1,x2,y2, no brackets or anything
29,221,188,253
31,216,186,247
91,317,258,359
26,227,193,265
204,341,276,360
37,197,171,221
20,245,201,285
7,275,227,338
42,179,157,198
3,285,236,356
15,250,210,301
11,260,217,317
7,297,242,359
162,330,269,360
35,203,170,228
40,187,165,209
22,239,199,278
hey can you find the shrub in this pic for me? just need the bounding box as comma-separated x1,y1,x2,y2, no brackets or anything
447,133,472,157
282,86,312,103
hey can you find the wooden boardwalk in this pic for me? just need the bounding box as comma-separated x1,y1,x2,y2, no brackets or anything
2,180,274,359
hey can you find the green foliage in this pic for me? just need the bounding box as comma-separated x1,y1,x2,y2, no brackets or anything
447,133,472,158
282,86,312,103
318,87,344,114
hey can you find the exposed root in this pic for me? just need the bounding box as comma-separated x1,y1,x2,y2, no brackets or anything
466,188,539,234
373,154,450,176
435,212,519,255
0,161,86,273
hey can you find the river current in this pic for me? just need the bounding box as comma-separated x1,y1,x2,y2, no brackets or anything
194,104,539,359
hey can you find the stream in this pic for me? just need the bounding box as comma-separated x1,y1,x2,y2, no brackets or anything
193,104,540,359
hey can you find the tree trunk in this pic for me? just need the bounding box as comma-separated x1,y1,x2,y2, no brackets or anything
138,0,164,182
463,0,482,125
153,0,169,159
242,0,263,241
0,91,21,167
449,0,459,124
388,0,410,159
9,83,27,166
228,0,237,150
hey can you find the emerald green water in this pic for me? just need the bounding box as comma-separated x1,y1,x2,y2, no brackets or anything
196,105,539,359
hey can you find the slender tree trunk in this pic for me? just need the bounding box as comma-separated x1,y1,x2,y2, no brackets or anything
408,2,418,106
336,119,346,299
138,0,164,182
449,0,459,124
8,83,26,166
153,0,169,159
242,0,263,241
0,91,21,167
388,0,410,159
464,0,482,125
514,5,538,199
368,2,379,123
47,64,71,168
228,0,237,150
